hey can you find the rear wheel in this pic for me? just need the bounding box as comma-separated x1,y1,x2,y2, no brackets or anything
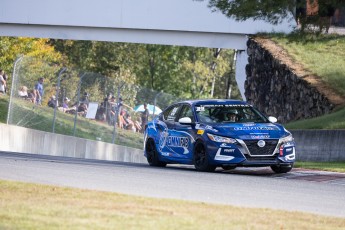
270,163,293,173
145,139,166,167
193,141,216,172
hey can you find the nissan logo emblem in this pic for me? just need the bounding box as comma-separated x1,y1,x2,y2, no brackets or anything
257,140,266,148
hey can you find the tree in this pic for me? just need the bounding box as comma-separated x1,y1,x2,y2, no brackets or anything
208,0,296,25
208,0,344,32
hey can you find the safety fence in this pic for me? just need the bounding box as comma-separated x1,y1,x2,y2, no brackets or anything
7,56,182,149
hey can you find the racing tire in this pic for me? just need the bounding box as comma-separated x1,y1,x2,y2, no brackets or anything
221,165,236,171
193,141,216,172
270,163,294,173
145,138,167,167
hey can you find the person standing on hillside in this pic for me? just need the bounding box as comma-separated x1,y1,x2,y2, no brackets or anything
34,77,44,105
0,69,6,95
140,103,149,132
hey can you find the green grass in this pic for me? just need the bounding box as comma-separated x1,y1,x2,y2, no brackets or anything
285,105,345,129
268,33,345,96
295,161,345,173
0,95,9,123
1,179,344,230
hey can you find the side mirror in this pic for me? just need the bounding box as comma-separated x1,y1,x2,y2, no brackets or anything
268,116,277,123
178,117,192,124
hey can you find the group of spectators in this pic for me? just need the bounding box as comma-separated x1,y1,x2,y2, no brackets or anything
99,93,149,133
15,76,150,133
17,77,44,105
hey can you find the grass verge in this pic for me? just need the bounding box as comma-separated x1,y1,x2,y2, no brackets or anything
1,179,344,229
0,95,9,123
295,161,345,173
285,106,345,129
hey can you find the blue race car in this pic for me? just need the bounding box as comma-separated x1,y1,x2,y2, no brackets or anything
144,99,295,173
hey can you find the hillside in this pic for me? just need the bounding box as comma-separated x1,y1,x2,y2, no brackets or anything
259,33,345,105
251,33,345,128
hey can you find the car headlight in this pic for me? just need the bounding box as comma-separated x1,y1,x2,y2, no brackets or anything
280,134,294,143
207,133,237,144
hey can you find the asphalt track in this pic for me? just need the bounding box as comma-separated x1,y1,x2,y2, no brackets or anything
0,151,345,218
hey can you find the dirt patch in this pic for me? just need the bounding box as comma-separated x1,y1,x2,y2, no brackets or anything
252,37,345,107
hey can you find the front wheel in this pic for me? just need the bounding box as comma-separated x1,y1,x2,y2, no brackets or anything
193,141,216,172
145,139,166,167
270,163,293,173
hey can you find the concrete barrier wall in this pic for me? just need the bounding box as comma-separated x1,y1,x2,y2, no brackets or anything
0,124,147,164
291,130,345,162
1,124,344,162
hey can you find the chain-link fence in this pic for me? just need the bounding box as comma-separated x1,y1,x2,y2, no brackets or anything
7,56,182,150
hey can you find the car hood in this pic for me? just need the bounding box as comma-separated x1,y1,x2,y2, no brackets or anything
202,122,289,140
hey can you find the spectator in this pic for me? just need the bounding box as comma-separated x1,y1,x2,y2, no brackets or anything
95,102,106,121
0,69,6,95
27,89,36,103
34,77,44,105
123,113,137,132
105,94,115,125
140,103,149,132
80,92,90,109
62,97,71,113
2,72,8,93
18,86,29,99
77,103,88,116
47,95,58,108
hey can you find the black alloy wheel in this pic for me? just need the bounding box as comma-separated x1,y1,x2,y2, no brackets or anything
270,163,294,173
193,141,216,172
145,139,167,167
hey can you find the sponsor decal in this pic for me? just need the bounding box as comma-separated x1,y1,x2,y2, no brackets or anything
257,140,266,147
286,148,293,152
223,149,235,153
197,130,204,135
251,134,270,139
158,129,169,151
234,126,276,131
167,136,189,148
195,105,252,112
243,123,255,126
195,123,203,129
205,125,218,132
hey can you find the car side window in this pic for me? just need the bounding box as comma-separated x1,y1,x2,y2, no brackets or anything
178,105,195,122
163,105,180,121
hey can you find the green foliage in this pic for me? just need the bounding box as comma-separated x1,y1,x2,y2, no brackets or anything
0,37,62,75
208,0,344,32
208,0,296,24
50,40,240,100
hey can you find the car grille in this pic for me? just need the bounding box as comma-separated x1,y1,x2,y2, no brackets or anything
243,139,278,156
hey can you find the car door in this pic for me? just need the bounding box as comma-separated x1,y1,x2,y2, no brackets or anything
172,104,196,161
157,104,182,157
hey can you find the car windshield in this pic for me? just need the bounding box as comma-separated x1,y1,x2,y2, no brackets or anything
194,104,269,124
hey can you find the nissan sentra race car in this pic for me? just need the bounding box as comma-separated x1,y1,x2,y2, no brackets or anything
144,99,295,173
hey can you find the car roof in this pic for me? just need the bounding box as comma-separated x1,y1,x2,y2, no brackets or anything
176,99,249,106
